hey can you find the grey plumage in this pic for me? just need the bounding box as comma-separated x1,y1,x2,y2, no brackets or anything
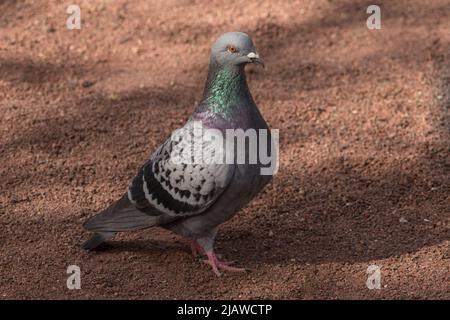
80,231,114,251
81,32,274,274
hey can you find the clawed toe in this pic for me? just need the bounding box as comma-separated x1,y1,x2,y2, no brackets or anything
190,238,246,276
203,252,246,276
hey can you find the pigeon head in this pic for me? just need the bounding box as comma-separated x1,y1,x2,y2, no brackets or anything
197,32,263,121
210,32,264,68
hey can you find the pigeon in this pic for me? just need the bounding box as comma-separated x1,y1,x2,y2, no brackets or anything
81,32,275,276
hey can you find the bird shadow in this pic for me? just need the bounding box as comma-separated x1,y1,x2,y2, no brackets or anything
87,238,186,255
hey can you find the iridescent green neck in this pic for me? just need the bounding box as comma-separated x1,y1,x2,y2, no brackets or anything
201,63,251,119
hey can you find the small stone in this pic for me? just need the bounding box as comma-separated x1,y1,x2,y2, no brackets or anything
399,217,408,223
82,80,95,88
110,93,119,101
268,230,274,236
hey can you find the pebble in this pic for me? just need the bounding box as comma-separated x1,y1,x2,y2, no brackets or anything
82,80,95,88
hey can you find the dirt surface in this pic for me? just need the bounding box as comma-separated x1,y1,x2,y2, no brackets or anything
0,0,449,299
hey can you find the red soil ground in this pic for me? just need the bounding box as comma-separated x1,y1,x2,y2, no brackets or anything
0,0,449,299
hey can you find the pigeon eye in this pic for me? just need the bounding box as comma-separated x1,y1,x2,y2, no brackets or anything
227,46,237,53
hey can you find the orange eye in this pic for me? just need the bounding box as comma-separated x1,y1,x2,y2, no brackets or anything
227,46,237,53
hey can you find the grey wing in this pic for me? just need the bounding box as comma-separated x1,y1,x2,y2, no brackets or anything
127,121,235,218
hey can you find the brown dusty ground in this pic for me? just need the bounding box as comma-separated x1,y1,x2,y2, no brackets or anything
0,0,449,299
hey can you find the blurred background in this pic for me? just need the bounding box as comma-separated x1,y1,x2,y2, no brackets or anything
0,0,448,299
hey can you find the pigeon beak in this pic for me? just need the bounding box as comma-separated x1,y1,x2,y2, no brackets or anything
247,52,265,68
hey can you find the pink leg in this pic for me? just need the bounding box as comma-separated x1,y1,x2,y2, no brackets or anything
203,251,246,277
190,240,205,257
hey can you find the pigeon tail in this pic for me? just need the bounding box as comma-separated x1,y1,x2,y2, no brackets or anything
81,232,115,251
83,193,161,233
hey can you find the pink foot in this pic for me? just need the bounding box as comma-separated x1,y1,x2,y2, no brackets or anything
203,252,246,276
